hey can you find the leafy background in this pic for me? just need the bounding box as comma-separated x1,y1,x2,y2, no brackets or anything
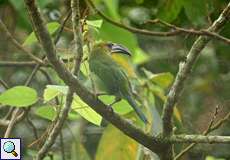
0,0,229,159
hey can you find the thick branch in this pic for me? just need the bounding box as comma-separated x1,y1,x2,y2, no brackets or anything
160,3,230,160
72,0,84,74
162,2,230,137
24,0,163,154
35,1,84,159
24,0,230,158
170,135,230,144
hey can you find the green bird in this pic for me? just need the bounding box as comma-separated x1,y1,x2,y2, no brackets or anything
88,42,148,123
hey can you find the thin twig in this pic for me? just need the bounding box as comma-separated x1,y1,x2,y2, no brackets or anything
26,116,39,139
85,0,181,36
0,19,44,64
146,19,230,45
4,109,21,137
0,61,49,67
0,79,9,89
86,0,230,45
59,131,66,160
174,106,223,160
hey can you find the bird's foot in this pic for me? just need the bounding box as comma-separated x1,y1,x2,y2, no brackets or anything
107,105,114,113
93,92,107,99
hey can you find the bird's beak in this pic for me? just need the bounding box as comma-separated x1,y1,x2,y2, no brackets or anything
110,44,132,56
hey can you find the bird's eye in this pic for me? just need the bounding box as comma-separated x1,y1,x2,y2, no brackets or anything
106,43,113,49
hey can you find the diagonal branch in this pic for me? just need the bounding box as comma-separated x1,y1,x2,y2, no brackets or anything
0,19,44,64
35,0,84,159
24,1,230,159
162,1,230,137
161,2,230,160
24,0,164,154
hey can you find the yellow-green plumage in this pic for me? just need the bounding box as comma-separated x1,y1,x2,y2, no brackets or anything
89,43,147,123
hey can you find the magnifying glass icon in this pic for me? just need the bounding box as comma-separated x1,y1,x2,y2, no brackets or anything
3,141,18,157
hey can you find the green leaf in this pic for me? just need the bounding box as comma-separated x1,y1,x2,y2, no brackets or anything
72,95,102,126
43,87,60,102
86,20,103,28
183,0,207,26
46,85,68,95
205,156,225,160
43,85,68,102
9,0,30,29
68,110,80,120
157,0,183,22
132,47,150,65
23,22,60,45
102,0,120,20
99,95,133,115
99,21,138,54
151,72,174,89
0,86,37,107
96,124,138,160
35,105,57,121
143,69,174,89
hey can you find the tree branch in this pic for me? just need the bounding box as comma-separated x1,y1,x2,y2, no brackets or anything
2,9,71,138
174,110,230,160
24,0,230,159
35,0,84,159
162,1,230,137
23,0,164,155
0,61,49,67
85,0,181,36
0,19,44,64
145,19,230,45
86,0,230,46
161,3,230,160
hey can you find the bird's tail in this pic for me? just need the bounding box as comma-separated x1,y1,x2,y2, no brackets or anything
126,95,148,123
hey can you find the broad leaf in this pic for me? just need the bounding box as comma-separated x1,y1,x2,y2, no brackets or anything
72,95,102,126
99,95,133,115
157,0,183,22
96,124,138,160
35,105,57,121
143,69,174,89
102,0,120,20
23,22,60,45
0,86,37,107
86,20,103,28
183,0,207,26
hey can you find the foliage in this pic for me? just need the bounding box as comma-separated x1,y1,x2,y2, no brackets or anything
0,0,229,159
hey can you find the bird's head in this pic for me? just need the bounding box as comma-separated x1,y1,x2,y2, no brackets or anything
93,42,132,56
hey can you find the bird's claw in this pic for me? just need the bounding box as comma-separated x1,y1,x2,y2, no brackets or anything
107,105,114,113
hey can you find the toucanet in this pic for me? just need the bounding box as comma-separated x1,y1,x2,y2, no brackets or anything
88,42,148,123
